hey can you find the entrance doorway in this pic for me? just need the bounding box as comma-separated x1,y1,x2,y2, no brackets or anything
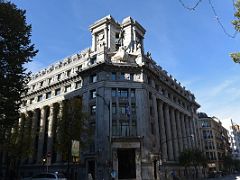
118,148,136,179
87,160,95,179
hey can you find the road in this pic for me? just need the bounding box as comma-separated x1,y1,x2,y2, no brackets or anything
207,174,240,180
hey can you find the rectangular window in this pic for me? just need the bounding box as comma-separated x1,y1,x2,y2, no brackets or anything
65,85,71,92
37,95,43,102
77,65,82,71
39,81,43,87
119,104,126,115
55,88,61,96
111,72,116,80
32,84,35,90
130,73,134,81
118,88,128,98
75,81,82,89
90,56,96,65
90,105,96,115
66,69,71,77
90,74,97,83
57,73,61,81
120,73,125,80
48,78,52,85
147,76,151,85
46,92,51,99
30,98,34,104
112,88,117,97
131,103,136,114
149,92,152,99
90,89,96,99
131,89,135,98
112,103,117,114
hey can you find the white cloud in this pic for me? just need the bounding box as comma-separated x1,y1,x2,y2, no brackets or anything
193,76,240,127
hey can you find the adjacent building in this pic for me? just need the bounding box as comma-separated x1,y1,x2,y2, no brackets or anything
230,120,240,160
2,16,201,180
197,114,230,172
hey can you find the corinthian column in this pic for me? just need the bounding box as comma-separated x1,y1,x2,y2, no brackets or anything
157,100,167,161
164,104,174,161
37,107,46,163
170,107,179,160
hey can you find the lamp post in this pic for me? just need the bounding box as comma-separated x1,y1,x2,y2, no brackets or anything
95,93,112,179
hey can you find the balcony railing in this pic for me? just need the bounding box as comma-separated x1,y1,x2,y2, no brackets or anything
112,124,137,137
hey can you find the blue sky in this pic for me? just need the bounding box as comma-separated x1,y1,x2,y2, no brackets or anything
11,0,240,129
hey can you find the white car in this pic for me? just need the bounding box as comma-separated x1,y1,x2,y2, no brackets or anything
31,173,67,180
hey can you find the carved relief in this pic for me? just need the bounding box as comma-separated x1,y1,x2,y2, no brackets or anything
96,31,105,50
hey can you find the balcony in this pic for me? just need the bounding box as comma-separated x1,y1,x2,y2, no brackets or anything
112,124,137,137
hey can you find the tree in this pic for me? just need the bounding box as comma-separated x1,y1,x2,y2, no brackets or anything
57,96,92,178
231,0,240,63
191,149,207,178
223,155,234,172
179,149,193,177
0,1,37,178
179,149,207,178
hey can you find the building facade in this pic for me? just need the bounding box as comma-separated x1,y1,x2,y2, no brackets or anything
230,120,240,160
197,115,230,172
3,16,201,180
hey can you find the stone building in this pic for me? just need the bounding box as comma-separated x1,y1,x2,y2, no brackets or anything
3,16,200,179
230,120,240,160
197,115,230,172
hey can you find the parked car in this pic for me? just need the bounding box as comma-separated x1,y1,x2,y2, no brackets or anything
31,172,67,180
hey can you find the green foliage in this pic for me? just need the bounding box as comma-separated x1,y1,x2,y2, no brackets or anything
222,155,240,172
8,113,33,158
0,1,37,177
179,148,207,167
231,0,240,63
230,52,240,63
223,155,234,171
179,149,192,167
233,0,240,32
57,97,92,161
0,1,38,147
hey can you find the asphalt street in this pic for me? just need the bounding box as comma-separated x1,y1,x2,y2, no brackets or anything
207,174,240,180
